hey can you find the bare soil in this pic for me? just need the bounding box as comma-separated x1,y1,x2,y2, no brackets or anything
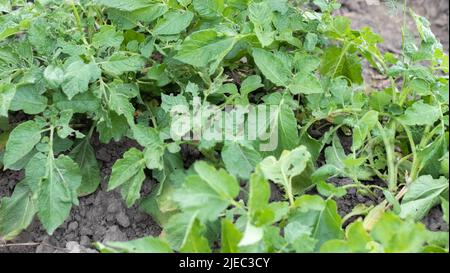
0,136,161,253
338,0,449,53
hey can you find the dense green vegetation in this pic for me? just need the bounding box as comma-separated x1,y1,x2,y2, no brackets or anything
0,0,448,253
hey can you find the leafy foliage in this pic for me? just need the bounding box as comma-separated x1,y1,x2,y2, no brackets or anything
0,0,448,253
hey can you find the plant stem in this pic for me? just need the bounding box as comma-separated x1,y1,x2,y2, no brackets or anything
398,122,420,181
377,122,397,191
70,0,89,46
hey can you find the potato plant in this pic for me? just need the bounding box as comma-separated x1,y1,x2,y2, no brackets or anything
0,0,448,253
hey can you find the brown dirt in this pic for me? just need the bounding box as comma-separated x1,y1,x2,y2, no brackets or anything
338,0,449,53
0,137,161,253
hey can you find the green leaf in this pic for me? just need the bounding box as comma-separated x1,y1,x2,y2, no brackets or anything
174,29,237,71
398,101,440,126
236,75,263,105
109,80,139,98
260,146,311,200
0,0,11,13
132,124,160,146
0,83,15,117
28,18,55,55
252,48,292,87
120,170,146,208
328,16,352,37
294,53,321,73
400,176,449,221
43,65,64,89
97,111,129,143
290,195,344,248
289,72,323,95
180,217,211,253
106,4,168,29
55,109,81,139
10,84,47,114
0,182,37,241
384,190,401,214
408,78,431,96
132,125,165,171
221,219,242,253
440,152,449,178
417,134,448,178
369,89,391,112
262,226,287,252
108,81,138,123
160,93,188,113
248,168,273,226
173,161,240,221
0,24,21,41
222,142,262,180
69,138,101,197
267,0,289,13
102,52,146,76
62,61,101,100
411,11,438,45
239,222,264,247
54,91,100,114
95,236,173,253
320,46,363,84
3,120,42,170
248,170,270,213
140,157,183,226
193,0,224,18
195,161,240,197
260,99,299,157
316,180,347,198
371,212,428,252
304,33,318,52
166,212,211,252
153,10,194,35
166,212,192,250
92,25,124,49
23,152,47,194
320,220,372,253
326,213,431,253
146,64,171,86
94,0,156,11
108,148,146,207
284,221,317,252
315,134,372,182
249,1,275,47
441,197,449,224
241,75,263,96
352,110,379,151
38,155,82,234
177,0,192,7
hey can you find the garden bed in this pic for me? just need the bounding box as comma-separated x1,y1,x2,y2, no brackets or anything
0,0,448,253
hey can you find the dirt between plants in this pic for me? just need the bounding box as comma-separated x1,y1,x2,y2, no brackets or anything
338,0,449,53
0,137,161,253
0,0,449,253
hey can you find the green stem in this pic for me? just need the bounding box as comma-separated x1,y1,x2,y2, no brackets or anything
366,136,388,181
87,123,96,138
70,0,89,46
332,42,351,79
377,122,397,191
399,122,419,182
46,126,55,178
283,174,295,207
